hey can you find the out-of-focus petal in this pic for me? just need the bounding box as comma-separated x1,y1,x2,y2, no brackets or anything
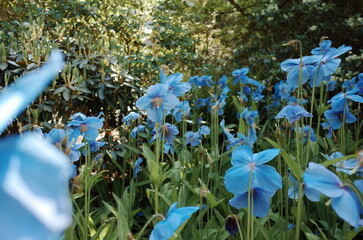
0,133,72,239
0,51,64,133
303,162,343,198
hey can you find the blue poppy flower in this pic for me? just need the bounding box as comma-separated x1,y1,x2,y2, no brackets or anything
252,87,265,102
185,131,200,147
220,86,231,100
240,108,258,125
310,45,352,87
225,145,281,194
321,122,333,138
220,120,246,150
225,215,239,236
165,73,191,97
70,143,85,163
276,81,293,100
280,56,320,89
303,162,362,227
342,77,356,91
195,98,208,109
150,202,200,240
325,79,337,92
189,75,214,87
123,112,140,126
150,123,179,144
218,75,228,88
164,142,175,154
87,140,106,153
133,157,143,179
324,108,357,130
198,125,210,138
328,87,363,112
232,67,252,85
173,101,191,122
131,125,146,139
311,40,335,55
67,113,104,141
297,126,316,144
288,96,307,105
328,152,358,175
275,104,313,123
136,84,179,122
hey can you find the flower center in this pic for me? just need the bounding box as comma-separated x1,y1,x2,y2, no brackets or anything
152,97,163,108
249,162,256,170
80,123,88,132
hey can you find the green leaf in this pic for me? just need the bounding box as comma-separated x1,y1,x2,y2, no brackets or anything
321,154,356,167
53,86,66,95
142,144,160,185
309,219,328,240
265,138,302,181
62,88,71,101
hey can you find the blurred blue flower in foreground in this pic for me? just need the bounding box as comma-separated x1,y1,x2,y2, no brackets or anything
0,51,72,239
303,162,362,228
150,202,200,240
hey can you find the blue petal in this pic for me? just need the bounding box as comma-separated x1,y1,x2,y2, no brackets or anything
0,51,64,133
331,188,360,228
150,203,199,240
162,93,180,110
253,149,280,165
346,94,363,103
84,117,104,130
231,145,253,166
147,106,165,123
229,188,274,217
254,165,282,192
303,162,343,198
136,95,152,110
322,58,341,76
304,185,321,202
0,133,72,239
225,165,250,194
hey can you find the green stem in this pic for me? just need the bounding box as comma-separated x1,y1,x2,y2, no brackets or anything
233,214,244,240
295,183,303,240
247,170,253,240
155,122,160,214
135,214,165,240
84,144,91,240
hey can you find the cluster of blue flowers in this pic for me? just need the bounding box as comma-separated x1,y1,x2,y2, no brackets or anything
120,38,363,238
